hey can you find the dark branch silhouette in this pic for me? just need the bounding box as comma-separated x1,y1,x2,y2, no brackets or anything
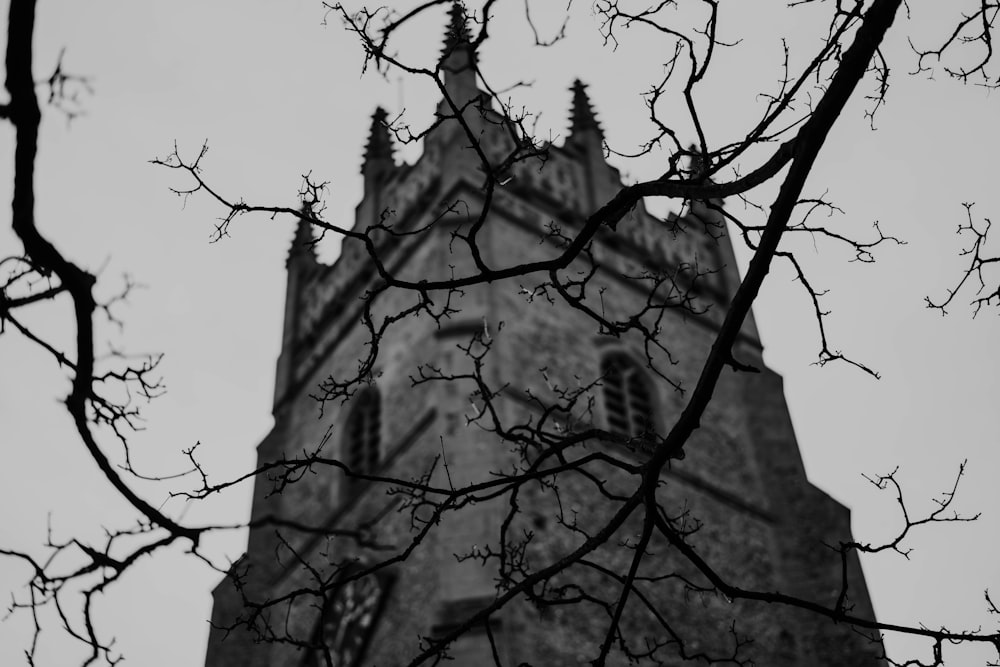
4,1,1000,666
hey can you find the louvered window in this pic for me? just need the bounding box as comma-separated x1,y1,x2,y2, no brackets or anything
601,354,654,439
343,388,381,496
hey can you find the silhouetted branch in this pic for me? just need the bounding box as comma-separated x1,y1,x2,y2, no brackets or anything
926,202,1000,316
8,1,1000,665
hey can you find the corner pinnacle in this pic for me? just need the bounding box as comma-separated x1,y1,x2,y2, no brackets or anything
442,2,473,53
440,2,477,72
288,208,318,264
363,107,394,163
568,79,604,140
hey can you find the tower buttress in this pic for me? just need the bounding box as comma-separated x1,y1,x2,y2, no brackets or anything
563,80,619,211
439,3,479,107
273,211,318,413
419,2,491,202
356,107,397,228
433,3,488,148
362,107,395,187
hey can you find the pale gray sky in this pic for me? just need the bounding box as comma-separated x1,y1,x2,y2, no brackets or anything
1,2,998,665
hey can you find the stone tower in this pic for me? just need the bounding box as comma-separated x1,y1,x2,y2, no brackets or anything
205,7,884,666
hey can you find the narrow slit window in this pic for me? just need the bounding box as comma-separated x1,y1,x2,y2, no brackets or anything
601,354,654,439
343,387,381,496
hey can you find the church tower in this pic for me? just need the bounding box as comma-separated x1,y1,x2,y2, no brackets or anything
205,6,884,666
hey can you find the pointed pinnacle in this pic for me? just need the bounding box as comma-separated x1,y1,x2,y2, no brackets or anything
289,210,318,263
440,2,477,68
443,2,472,51
569,79,603,139
363,107,394,162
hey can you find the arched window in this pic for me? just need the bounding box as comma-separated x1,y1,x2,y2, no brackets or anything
305,566,393,667
601,353,654,439
343,387,381,491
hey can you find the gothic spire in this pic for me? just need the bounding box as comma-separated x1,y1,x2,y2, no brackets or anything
441,2,474,59
564,79,615,210
360,106,397,225
363,106,394,165
288,208,318,265
439,2,477,76
568,79,604,141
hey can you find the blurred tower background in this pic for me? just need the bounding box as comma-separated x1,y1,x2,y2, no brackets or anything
205,6,883,666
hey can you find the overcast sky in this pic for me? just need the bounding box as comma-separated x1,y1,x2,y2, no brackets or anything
1,2,999,666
